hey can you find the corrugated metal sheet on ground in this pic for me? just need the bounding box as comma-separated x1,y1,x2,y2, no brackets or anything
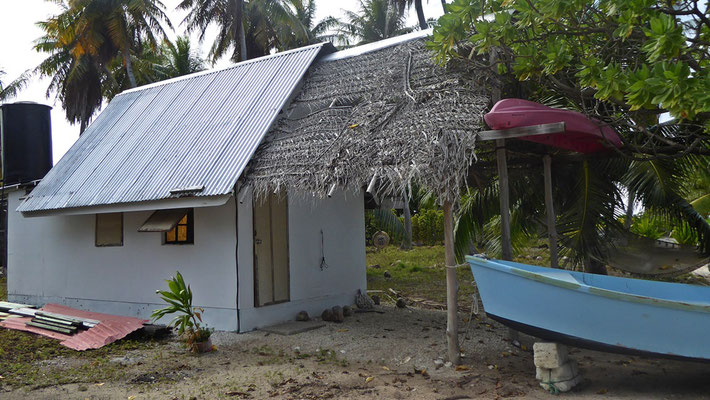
0,303,147,350
18,43,329,214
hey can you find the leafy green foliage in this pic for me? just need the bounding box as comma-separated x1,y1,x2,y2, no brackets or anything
429,0,710,155
365,208,444,245
336,0,415,46
671,222,699,246
411,209,445,245
152,271,212,351
431,1,710,264
623,157,710,253
0,68,30,102
179,0,342,62
35,0,172,131
103,36,206,99
629,213,666,240
685,159,710,217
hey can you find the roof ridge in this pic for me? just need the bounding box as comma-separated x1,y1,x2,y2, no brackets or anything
318,29,433,63
118,42,329,97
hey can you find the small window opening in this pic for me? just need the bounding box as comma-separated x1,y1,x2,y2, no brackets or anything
96,213,123,247
164,209,194,245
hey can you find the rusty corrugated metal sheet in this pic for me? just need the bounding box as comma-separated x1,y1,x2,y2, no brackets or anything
0,303,147,350
17,43,329,214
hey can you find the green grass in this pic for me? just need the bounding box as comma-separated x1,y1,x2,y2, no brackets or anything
1,275,6,301
0,328,164,389
366,245,476,306
0,273,166,389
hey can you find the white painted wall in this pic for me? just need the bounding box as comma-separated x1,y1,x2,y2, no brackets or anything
8,187,366,333
7,190,239,331
237,189,366,332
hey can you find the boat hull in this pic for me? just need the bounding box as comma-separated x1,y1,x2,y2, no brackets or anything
484,99,623,153
466,256,710,361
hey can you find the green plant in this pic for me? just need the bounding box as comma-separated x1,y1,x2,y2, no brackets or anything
630,213,666,239
152,271,212,351
671,223,699,246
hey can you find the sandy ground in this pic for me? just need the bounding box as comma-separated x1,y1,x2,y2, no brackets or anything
4,305,710,399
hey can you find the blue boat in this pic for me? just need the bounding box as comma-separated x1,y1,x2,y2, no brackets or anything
466,255,710,361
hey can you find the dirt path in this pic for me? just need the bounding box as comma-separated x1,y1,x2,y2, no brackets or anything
4,305,710,399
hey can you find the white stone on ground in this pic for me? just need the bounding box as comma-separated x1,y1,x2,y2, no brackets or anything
533,342,569,369
534,342,580,393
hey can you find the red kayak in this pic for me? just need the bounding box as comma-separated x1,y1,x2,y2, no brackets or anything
484,99,623,153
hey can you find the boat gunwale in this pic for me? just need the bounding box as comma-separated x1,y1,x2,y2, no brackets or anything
465,255,710,314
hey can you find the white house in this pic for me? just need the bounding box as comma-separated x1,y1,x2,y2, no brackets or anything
7,29,489,332
7,41,367,332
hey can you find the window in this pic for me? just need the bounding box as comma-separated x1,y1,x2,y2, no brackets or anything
164,209,194,245
96,213,123,246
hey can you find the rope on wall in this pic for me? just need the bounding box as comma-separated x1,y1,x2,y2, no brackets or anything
320,229,329,271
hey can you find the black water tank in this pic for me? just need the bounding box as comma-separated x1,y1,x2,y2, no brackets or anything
1,102,53,185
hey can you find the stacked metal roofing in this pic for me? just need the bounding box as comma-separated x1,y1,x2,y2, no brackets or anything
0,303,147,350
18,43,331,214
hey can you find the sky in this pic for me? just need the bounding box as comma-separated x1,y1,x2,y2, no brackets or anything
0,0,445,164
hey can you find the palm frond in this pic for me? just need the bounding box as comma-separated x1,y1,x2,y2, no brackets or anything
369,208,405,239
0,69,31,102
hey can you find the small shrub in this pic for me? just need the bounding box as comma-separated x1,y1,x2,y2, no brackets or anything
671,223,698,246
152,271,212,352
630,213,666,239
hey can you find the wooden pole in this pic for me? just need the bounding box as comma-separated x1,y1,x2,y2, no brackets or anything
496,139,512,261
496,138,518,341
543,155,559,268
401,188,412,250
624,190,635,230
443,200,460,365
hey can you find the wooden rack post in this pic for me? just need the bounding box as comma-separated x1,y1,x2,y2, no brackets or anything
543,154,559,268
496,139,513,261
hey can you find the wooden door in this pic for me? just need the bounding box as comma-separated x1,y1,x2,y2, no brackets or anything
253,192,290,306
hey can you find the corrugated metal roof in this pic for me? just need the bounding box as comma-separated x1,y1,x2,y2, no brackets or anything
18,43,330,214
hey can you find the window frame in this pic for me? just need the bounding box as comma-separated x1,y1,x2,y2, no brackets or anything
163,209,194,245
95,212,124,247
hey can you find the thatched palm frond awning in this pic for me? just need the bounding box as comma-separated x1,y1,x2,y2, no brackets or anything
245,37,496,202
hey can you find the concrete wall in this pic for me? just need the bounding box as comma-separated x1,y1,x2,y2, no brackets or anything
7,187,367,333
237,189,366,332
7,190,239,331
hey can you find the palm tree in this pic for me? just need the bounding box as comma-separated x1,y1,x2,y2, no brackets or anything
454,144,710,274
160,36,206,78
179,0,308,63
337,0,414,46
179,0,248,61
35,0,171,131
0,68,30,103
389,0,427,30
685,160,710,217
66,0,172,88
103,36,205,100
284,0,344,46
35,5,107,132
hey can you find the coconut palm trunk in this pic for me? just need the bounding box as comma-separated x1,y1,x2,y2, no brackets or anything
625,190,635,230
401,189,413,249
233,0,247,61
239,22,247,61
414,0,427,29
443,200,460,364
123,46,137,88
